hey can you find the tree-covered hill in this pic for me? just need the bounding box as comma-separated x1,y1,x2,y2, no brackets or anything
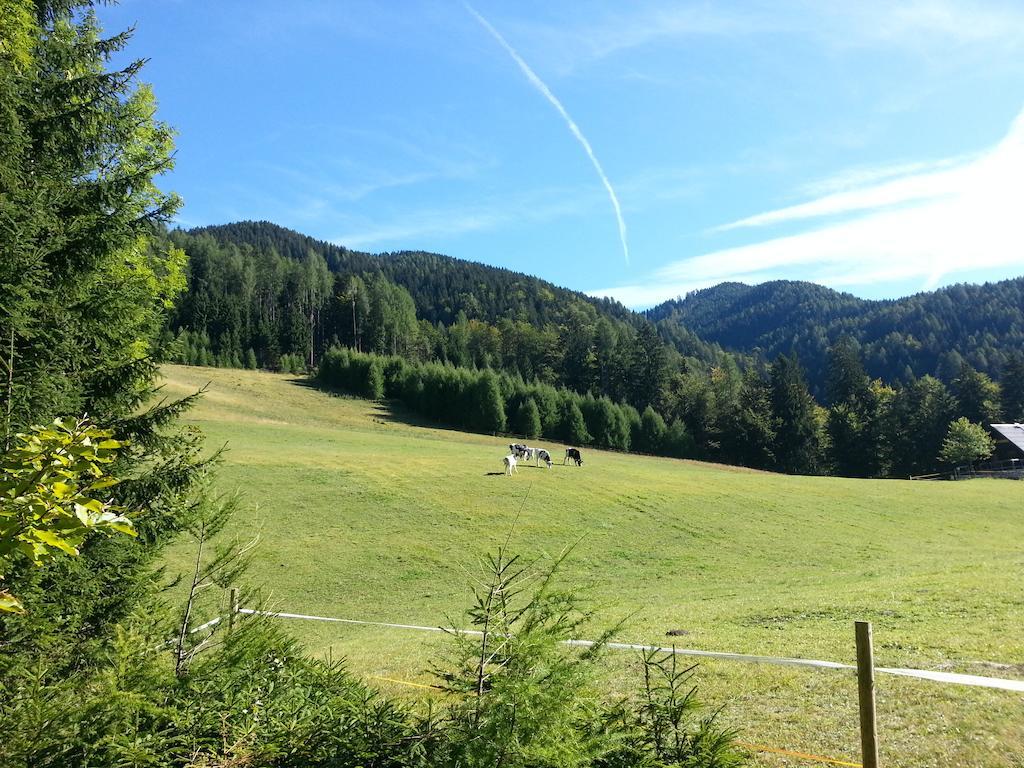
179,220,732,369
188,221,639,328
648,278,1024,396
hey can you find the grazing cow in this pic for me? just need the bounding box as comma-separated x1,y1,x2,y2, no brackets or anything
564,448,583,466
510,443,535,461
536,448,552,468
503,454,518,475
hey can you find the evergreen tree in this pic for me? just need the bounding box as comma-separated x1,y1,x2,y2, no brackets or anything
661,371,719,460
1001,353,1024,422
514,397,541,439
364,359,385,400
472,370,506,433
0,3,182,435
628,323,669,409
769,354,822,474
952,363,1002,425
825,340,885,476
888,375,958,477
663,419,696,458
826,338,868,407
559,398,590,445
720,370,776,469
558,303,597,393
639,405,667,454
0,0,213,702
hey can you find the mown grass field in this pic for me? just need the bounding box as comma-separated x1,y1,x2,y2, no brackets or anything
158,364,1024,767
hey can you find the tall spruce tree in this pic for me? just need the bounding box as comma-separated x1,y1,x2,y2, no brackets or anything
0,2,182,436
769,354,822,475
720,370,776,469
0,0,217,678
560,397,590,446
472,370,506,433
629,322,670,410
825,339,885,477
639,405,667,453
514,397,541,439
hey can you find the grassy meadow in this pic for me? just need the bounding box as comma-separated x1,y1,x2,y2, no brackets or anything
158,364,1024,767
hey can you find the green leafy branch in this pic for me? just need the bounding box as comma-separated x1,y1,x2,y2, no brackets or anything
0,417,135,613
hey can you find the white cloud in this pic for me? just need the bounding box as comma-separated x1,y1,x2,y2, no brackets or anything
591,107,1024,308
521,0,1024,73
794,156,968,198
714,154,976,231
840,0,1024,50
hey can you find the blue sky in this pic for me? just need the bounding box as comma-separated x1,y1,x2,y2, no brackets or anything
101,1,1024,308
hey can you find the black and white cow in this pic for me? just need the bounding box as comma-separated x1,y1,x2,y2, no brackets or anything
503,454,518,475
509,443,534,461
564,448,583,466
536,448,552,468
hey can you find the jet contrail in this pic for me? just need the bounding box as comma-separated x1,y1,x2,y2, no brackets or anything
465,4,629,265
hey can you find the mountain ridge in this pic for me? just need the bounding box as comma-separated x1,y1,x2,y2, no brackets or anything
647,276,1024,392
184,221,1024,392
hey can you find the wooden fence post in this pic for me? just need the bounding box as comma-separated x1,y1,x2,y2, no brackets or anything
228,587,239,631
855,620,880,768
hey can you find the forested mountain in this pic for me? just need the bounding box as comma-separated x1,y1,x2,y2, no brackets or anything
168,221,737,386
648,278,1024,398
184,221,726,365
190,221,632,327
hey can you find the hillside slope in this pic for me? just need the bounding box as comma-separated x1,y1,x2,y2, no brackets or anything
159,364,1024,767
648,278,1024,393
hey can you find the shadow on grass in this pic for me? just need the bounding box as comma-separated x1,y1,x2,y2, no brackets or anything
295,377,577,469
294,376,527,438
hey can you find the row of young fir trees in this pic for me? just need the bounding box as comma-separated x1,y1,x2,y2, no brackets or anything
319,340,1017,478
0,3,745,766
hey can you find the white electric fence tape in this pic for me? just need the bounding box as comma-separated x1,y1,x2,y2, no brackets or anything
236,608,1024,693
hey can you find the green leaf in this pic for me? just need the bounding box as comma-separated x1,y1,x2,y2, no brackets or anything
107,520,137,536
31,528,80,556
0,590,25,614
52,481,74,498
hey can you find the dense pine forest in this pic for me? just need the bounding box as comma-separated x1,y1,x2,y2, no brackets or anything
648,278,1024,396
164,223,735,400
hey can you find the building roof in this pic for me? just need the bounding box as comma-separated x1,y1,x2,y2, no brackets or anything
989,423,1024,455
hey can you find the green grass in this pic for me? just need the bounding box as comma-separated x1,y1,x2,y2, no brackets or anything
158,365,1024,767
